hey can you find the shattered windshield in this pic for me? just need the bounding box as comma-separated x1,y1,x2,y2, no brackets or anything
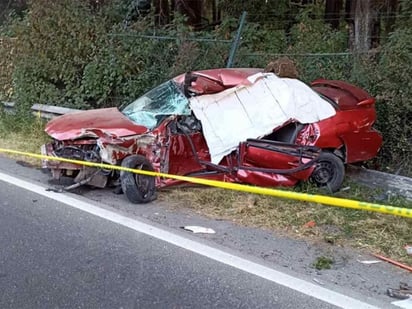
121,80,191,129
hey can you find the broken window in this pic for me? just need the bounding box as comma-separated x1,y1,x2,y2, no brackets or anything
121,80,191,129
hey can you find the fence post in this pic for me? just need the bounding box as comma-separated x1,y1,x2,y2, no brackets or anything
226,11,247,68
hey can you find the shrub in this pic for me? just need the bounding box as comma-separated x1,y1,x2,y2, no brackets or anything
9,0,110,110
374,27,412,172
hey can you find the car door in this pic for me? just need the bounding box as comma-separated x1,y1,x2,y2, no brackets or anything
236,139,320,184
162,116,212,176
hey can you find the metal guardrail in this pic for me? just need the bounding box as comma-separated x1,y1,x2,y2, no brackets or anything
346,165,412,200
1,101,80,119
31,104,81,119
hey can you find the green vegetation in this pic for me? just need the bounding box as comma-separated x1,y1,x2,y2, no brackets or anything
0,111,48,163
312,256,334,270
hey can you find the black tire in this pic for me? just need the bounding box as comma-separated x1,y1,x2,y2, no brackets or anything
310,152,345,192
120,155,156,203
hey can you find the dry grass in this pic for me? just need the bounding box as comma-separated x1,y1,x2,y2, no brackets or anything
1,114,412,264
159,185,412,263
0,113,49,166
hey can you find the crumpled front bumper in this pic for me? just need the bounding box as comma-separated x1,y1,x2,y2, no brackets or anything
41,142,86,171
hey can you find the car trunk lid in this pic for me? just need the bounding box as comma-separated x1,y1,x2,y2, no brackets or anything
311,79,375,110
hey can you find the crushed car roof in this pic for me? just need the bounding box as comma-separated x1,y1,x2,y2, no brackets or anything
189,73,336,163
174,68,263,87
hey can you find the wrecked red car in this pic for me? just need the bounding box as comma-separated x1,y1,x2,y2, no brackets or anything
42,68,382,203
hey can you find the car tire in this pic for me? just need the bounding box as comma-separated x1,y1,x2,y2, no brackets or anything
120,155,156,203
310,152,345,192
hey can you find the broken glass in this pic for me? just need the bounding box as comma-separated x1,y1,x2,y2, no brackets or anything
121,80,191,129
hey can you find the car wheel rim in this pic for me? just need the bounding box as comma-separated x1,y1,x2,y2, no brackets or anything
135,175,151,198
134,164,152,198
312,161,334,185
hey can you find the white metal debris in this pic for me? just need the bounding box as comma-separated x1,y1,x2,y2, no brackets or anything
181,226,216,234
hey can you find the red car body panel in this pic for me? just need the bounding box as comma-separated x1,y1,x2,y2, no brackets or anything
42,68,382,192
45,107,148,140
312,79,374,108
310,80,382,163
174,68,262,86
174,68,263,95
165,132,211,176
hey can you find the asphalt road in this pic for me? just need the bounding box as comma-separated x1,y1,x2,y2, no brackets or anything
0,177,345,309
0,155,402,309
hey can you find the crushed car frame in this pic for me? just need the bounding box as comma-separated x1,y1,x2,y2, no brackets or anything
42,68,382,203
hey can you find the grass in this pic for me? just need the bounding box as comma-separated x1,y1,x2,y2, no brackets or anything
1,112,412,264
312,256,334,270
0,112,49,165
158,183,412,263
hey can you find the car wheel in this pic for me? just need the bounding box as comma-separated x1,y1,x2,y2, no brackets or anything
120,155,156,203
310,152,345,192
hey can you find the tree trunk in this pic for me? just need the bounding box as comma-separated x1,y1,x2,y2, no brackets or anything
325,0,343,29
176,0,203,29
346,0,379,52
170,0,176,21
212,0,220,24
382,0,399,33
154,0,170,26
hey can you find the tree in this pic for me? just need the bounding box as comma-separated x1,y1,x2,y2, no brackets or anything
145,0,203,28
345,0,402,51
175,0,202,29
154,0,170,25
381,0,399,33
325,0,343,29
0,0,27,25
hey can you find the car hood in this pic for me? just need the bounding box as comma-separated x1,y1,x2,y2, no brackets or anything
45,107,149,140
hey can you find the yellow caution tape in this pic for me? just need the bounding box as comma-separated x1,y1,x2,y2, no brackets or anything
0,147,411,218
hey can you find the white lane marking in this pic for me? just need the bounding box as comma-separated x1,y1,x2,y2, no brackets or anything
0,171,379,309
